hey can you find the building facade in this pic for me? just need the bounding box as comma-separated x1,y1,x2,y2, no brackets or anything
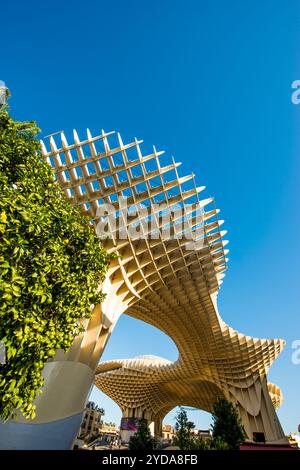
78,401,104,441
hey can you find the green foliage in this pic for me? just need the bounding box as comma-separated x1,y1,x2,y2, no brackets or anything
173,408,229,450
210,435,230,450
173,408,196,450
0,111,112,420
128,420,155,451
211,397,246,449
187,435,230,450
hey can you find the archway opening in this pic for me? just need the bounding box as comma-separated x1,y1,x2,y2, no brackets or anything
163,406,213,438
101,314,179,362
90,314,179,428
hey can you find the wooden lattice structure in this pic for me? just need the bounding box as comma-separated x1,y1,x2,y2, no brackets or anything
40,128,285,443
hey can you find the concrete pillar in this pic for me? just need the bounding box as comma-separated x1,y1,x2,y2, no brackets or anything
0,360,94,449
227,376,287,443
119,408,156,444
154,416,163,438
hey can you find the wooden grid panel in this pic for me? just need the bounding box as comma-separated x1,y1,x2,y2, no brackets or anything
41,129,227,304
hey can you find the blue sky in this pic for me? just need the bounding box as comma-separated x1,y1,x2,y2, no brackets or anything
2,0,300,433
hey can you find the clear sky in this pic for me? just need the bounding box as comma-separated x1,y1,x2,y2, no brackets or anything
2,0,300,433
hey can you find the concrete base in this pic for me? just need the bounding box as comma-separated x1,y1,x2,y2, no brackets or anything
0,412,83,450
0,360,95,449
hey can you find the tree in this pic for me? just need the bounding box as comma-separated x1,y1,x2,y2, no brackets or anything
211,397,246,449
129,420,155,451
210,436,230,450
188,436,210,450
0,106,112,420
173,408,196,450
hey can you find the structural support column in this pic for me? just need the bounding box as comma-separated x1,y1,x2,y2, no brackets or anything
228,376,286,443
154,415,163,438
119,407,158,443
